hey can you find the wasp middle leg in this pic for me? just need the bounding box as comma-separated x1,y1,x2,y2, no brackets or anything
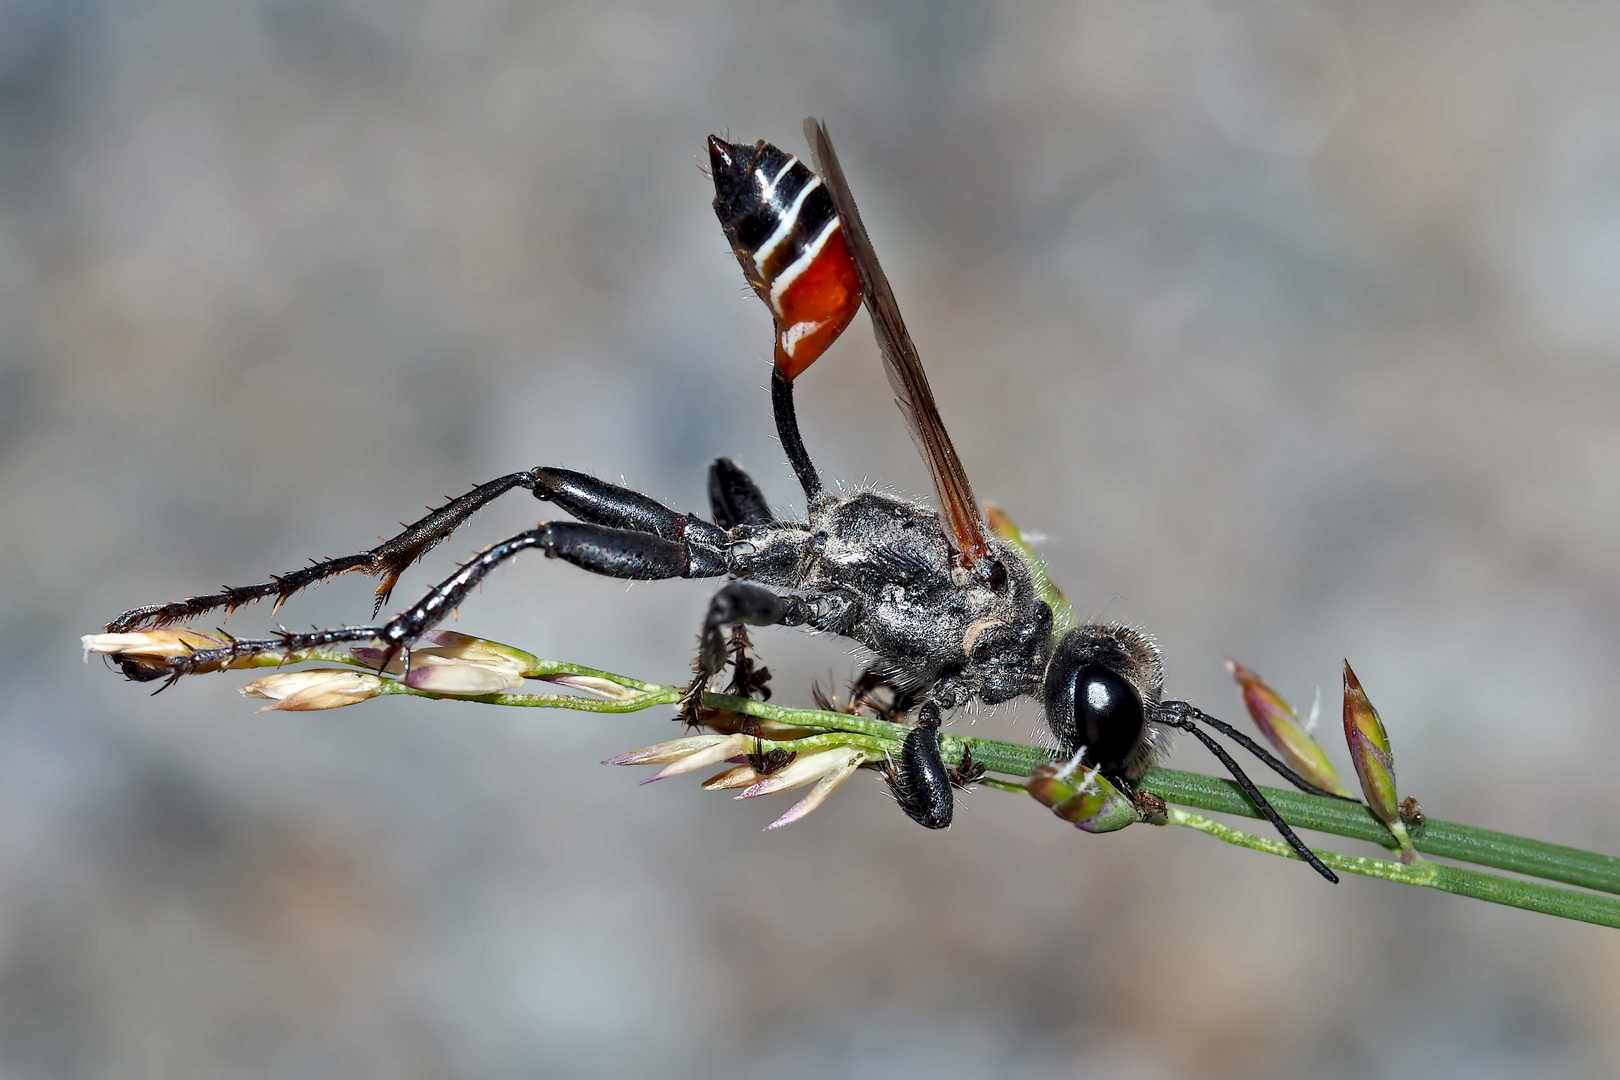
707,457,776,529
677,580,855,725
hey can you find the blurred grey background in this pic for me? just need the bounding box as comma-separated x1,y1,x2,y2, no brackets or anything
5,0,1620,1076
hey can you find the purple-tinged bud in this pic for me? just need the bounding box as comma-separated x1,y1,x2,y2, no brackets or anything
1343,661,1399,825
239,669,384,711
1228,660,1351,797
83,628,226,661
602,733,750,784
352,631,540,680
603,734,734,767
1027,763,1137,833
347,645,404,673
345,630,535,696
402,661,525,695
414,630,540,672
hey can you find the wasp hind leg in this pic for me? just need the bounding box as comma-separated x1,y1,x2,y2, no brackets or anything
136,518,729,681
107,471,546,632
107,466,732,633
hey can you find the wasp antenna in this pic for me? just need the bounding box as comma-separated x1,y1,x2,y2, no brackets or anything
1164,714,1339,883
1169,702,1358,802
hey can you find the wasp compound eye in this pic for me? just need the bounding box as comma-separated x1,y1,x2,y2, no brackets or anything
1041,659,1146,775
1072,667,1145,772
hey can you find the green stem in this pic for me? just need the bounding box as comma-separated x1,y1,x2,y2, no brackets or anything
519,659,668,694
228,645,370,670
1140,768,1620,896
378,680,682,714
1170,809,1620,929
703,693,908,742
740,732,897,757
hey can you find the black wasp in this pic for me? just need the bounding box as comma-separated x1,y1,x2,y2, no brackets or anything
101,119,1340,881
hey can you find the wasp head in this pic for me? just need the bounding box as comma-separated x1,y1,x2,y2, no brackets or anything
1041,624,1167,781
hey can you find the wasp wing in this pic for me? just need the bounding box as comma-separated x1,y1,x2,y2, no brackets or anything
804,118,990,569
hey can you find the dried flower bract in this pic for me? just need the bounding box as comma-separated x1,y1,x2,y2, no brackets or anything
606,732,868,828
239,669,385,712
83,629,248,679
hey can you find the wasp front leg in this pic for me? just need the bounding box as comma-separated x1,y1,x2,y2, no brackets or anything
885,700,954,829
948,746,986,789
847,666,919,722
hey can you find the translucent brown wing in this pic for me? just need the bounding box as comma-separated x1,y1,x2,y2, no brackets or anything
804,118,990,570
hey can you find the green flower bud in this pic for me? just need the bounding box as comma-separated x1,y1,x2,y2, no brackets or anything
1343,661,1398,825
1229,660,1351,796
1027,763,1137,833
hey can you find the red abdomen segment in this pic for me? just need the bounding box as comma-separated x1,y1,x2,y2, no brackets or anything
709,135,864,381
770,225,861,379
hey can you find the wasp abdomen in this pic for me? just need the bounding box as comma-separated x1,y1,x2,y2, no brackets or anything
709,135,862,380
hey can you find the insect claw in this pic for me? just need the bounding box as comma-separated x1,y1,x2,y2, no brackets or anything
151,662,188,695
373,567,403,614
676,675,713,728
948,746,986,790
722,627,774,702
